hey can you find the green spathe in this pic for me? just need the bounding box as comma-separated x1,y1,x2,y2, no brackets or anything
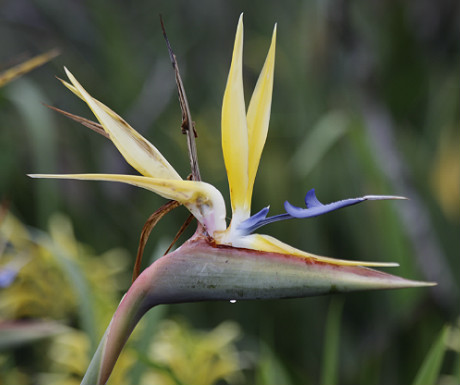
83,233,433,385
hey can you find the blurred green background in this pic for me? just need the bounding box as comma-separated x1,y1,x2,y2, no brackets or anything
0,1,459,384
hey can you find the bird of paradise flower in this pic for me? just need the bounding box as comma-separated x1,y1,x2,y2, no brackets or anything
30,15,434,385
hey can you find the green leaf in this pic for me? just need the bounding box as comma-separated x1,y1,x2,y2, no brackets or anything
291,110,348,178
320,298,344,385
6,79,59,227
412,325,450,385
33,223,98,353
256,342,293,385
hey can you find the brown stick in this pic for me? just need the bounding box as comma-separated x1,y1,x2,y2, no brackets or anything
164,214,195,255
132,200,181,283
160,15,201,182
44,104,109,139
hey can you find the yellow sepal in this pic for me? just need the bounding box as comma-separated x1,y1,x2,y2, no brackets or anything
62,68,181,181
221,14,249,218
29,173,227,234
246,24,276,209
236,233,399,267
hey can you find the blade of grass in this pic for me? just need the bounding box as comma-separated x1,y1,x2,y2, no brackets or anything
256,342,293,385
31,228,98,352
291,110,348,178
6,80,59,228
455,356,460,383
0,49,58,87
454,349,460,384
320,298,344,385
412,325,450,385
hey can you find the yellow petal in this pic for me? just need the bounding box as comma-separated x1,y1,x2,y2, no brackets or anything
62,68,181,181
29,173,227,235
221,14,249,218
246,24,276,208
0,49,59,88
234,233,399,267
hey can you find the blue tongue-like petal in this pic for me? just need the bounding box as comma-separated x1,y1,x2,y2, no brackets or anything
237,206,270,231
286,189,404,219
238,188,406,234
304,188,323,208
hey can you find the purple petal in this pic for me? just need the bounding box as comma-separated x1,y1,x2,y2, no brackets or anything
238,189,406,234
237,206,270,232
0,267,18,288
238,188,406,234
304,189,323,208
286,190,406,219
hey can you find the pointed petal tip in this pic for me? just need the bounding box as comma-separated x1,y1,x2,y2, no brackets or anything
222,10,249,218
64,67,80,88
328,267,437,292
28,173,57,177
377,276,437,290
236,13,244,31
379,262,400,267
412,280,437,288
364,195,408,201
236,14,244,38
63,67,75,83
56,76,66,85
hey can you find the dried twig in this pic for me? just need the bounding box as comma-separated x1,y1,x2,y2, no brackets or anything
44,104,109,139
160,15,201,181
164,214,195,255
132,200,181,282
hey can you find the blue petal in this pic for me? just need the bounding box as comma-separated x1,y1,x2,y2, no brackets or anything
286,190,406,219
0,267,19,288
304,188,323,208
238,188,406,234
237,206,270,232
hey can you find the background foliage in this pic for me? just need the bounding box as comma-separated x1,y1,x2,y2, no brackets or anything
0,1,459,384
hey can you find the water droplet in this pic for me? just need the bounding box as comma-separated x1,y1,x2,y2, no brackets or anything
229,299,237,304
